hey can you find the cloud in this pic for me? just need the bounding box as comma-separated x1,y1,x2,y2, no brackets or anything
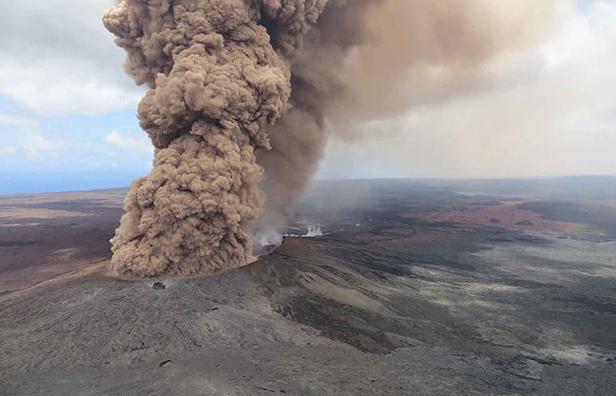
104,130,153,154
0,61,142,116
19,133,66,161
0,114,39,129
0,113,63,160
0,0,142,116
0,146,18,156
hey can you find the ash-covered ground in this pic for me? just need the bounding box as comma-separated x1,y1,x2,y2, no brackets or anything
1,177,615,395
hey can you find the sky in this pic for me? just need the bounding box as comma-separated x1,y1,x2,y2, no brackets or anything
0,0,614,195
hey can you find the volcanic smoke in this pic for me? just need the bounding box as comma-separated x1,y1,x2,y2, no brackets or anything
104,0,559,278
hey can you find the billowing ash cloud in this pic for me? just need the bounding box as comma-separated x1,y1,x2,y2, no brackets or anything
103,0,325,277
105,0,560,277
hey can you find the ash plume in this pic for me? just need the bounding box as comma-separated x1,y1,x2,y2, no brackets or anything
104,0,325,277
105,0,560,277
255,0,561,232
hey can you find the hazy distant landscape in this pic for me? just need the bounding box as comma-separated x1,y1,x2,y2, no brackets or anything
1,176,615,395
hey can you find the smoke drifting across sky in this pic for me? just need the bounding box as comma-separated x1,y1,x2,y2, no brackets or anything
318,0,616,179
105,0,577,277
258,0,565,228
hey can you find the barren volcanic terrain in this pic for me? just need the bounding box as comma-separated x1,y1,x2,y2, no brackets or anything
1,177,616,395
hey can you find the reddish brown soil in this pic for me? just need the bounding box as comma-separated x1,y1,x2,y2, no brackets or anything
404,201,581,232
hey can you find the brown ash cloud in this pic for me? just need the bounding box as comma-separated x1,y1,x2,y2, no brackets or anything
105,0,561,277
104,0,325,277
